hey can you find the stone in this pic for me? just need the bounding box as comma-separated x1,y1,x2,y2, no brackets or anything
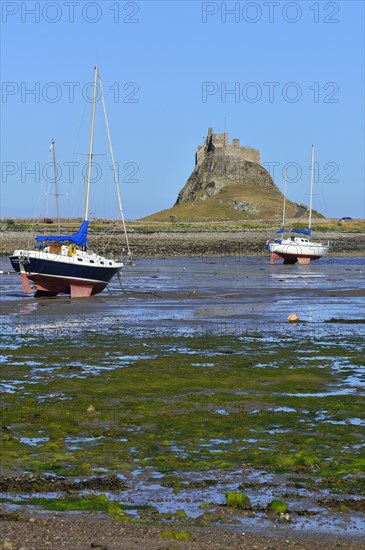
175,129,276,207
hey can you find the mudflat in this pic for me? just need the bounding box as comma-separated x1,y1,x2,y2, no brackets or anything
1,256,364,549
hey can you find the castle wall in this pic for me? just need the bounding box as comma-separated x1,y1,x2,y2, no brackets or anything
211,133,228,148
195,129,260,168
224,145,260,164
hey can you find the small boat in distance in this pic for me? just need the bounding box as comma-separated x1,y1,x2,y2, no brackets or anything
267,146,329,265
10,66,131,298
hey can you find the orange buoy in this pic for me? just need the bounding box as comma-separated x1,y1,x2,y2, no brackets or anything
288,314,299,322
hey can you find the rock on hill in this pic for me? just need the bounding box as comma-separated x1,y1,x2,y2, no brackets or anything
142,128,323,222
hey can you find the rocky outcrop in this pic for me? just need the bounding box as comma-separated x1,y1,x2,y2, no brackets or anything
175,150,280,206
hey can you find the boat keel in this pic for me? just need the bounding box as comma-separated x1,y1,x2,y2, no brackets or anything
70,284,94,298
21,273,33,294
22,273,107,298
297,257,311,265
270,252,281,264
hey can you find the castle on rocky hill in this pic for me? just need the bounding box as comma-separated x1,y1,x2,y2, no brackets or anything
195,127,260,168
175,127,273,207
143,127,325,221
143,127,324,221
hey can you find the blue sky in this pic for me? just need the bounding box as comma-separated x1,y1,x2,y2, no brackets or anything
1,0,364,220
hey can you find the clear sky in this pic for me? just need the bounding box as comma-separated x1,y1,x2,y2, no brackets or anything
1,0,364,220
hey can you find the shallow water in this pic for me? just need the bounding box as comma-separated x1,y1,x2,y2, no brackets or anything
1,255,364,337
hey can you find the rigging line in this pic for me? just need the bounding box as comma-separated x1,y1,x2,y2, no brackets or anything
316,163,329,218
50,139,60,233
116,269,126,293
92,223,119,258
84,65,98,221
109,287,163,298
44,172,51,221
69,91,89,219
27,146,54,249
97,69,132,259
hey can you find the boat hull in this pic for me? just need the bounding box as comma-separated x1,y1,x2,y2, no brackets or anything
270,251,321,265
21,272,108,297
268,241,328,265
10,252,121,298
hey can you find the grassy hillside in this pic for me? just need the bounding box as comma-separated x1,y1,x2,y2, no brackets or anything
141,181,318,223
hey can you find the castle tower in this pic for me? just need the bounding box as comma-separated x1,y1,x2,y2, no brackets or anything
195,128,260,168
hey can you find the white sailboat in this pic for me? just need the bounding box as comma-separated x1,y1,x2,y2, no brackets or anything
267,146,329,265
10,66,132,297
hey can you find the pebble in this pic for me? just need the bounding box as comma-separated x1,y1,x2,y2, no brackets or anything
1,229,360,257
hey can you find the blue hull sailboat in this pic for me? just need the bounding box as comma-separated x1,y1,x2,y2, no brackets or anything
10,66,130,297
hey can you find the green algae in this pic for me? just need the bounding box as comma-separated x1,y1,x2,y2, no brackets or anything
226,492,251,509
198,511,220,522
1,331,364,496
198,503,214,509
0,494,151,519
274,452,320,472
267,499,289,515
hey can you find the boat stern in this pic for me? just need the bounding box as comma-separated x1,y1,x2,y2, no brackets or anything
10,250,29,273
10,255,21,273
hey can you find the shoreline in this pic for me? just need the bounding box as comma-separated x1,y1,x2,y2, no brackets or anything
1,229,364,257
1,513,364,550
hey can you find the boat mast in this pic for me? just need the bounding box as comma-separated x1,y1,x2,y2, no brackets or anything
97,70,132,259
282,168,287,229
50,139,60,233
308,145,315,232
84,65,98,222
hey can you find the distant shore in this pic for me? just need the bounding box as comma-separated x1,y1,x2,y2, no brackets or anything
1,228,364,257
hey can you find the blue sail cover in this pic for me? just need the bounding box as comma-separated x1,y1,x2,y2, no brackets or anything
276,226,285,234
291,228,311,236
35,220,89,247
